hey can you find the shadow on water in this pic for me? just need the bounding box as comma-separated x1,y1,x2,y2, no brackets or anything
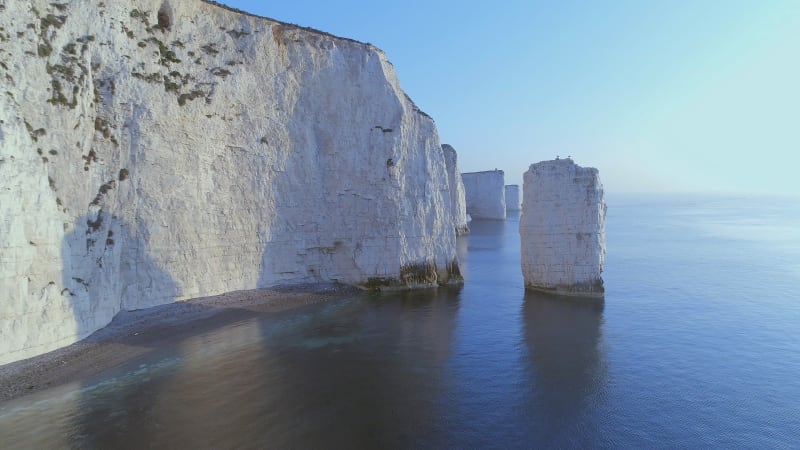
520,290,607,446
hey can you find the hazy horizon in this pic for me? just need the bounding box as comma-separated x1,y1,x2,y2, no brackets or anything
220,0,800,196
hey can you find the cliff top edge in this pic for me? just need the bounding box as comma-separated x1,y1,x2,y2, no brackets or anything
202,0,376,49
462,170,505,175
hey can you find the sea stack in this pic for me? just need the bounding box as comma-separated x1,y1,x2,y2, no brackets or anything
519,159,606,297
442,145,470,235
462,170,506,220
505,185,521,212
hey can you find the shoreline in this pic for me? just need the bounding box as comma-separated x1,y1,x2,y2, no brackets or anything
0,284,360,405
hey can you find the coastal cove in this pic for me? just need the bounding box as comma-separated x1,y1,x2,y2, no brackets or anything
1,195,799,447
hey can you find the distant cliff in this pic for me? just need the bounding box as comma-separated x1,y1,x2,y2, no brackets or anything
0,0,461,364
462,170,506,220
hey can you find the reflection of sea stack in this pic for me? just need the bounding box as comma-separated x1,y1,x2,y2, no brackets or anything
519,159,606,297
522,291,605,440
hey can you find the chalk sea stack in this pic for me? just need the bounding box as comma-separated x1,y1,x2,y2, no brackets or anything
0,0,462,364
519,159,606,297
462,169,506,220
505,185,521,212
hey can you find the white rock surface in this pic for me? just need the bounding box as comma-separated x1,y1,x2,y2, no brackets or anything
0,0,461,364
519,159,606,297
462,170,506,220
441,144,469,235
505,185,521,211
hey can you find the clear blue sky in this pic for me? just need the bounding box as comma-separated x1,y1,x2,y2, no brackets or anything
220,0,800,195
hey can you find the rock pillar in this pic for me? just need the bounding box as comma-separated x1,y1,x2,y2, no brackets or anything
519,159,606,297
505,185,521,211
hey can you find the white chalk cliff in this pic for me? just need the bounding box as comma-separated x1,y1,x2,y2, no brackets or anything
441,144,469,235
462,170,506,220
519,159,606,297
0,0,461,364
505,185,520,212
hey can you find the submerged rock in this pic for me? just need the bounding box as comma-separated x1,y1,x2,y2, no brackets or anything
442,144,469,235
519,159,606,297
462,170,506,220
0,0,461,364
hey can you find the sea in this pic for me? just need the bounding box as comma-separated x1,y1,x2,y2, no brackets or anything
1,194,799,448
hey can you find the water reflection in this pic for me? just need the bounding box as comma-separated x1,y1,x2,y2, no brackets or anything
521,291,607,446
466,219,509,251
249,287,462,447
0,288,462,448
460,215,523,289
0,386,81,449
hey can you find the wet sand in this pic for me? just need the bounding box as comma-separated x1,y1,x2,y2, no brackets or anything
0,284,360,404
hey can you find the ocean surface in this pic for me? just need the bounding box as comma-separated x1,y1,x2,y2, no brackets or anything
1,194,799,448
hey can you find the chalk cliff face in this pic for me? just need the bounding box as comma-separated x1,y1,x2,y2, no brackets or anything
441,144,469,235
519,159,606,297
462,170,506,220
505,185,521,212
0,0,460,364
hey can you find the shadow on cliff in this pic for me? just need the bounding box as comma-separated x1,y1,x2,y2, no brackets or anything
60,214,179,347
57,215,308,447
57,213,205,446
57,213,176,447
60,213,279,351
520,291,608,446
58,212,398,447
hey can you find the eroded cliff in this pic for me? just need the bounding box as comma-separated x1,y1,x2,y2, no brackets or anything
0,0,460,364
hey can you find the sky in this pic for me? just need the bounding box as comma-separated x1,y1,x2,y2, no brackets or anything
220,0,800,195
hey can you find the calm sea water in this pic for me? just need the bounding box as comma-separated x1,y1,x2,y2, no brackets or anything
1,194,799,448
